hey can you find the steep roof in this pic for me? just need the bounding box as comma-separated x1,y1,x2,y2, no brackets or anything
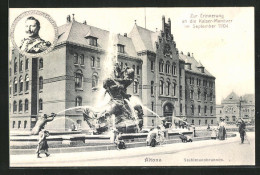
128,24,160,52
242,94,255,104
179,53,214,78
57,20,138,58
222,91,240,104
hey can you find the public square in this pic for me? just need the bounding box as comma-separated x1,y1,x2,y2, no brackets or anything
10,132,255,167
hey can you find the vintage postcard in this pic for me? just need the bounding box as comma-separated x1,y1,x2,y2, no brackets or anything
9,7,255,167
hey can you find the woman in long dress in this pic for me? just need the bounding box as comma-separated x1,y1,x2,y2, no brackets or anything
218,119,226,140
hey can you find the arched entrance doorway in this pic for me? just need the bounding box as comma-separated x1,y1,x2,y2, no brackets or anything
163,103,174,116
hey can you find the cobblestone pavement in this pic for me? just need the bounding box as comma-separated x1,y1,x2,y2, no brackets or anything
10,132,255,166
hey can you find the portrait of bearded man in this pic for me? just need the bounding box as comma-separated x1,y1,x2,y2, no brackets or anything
19,16,51,53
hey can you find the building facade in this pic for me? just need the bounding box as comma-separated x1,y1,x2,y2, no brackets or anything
215,92,255,124
9,15,216,131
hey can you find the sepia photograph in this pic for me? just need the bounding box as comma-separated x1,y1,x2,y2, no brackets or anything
8,7,255,167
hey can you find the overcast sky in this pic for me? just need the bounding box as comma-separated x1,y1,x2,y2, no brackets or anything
9,7,254,104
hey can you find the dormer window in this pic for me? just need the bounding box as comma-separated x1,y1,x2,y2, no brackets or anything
89,37,97,46
117,44,125,53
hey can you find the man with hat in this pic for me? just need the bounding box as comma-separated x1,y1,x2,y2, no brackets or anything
218,117,226,140
238,118,246,144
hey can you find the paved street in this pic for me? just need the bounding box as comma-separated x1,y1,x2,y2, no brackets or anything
10,132,255,167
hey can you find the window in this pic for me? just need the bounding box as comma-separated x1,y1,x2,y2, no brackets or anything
9,68,11,77
39,99,43,111
159,80,164,95
89,37,97,46
204,106,207,114
133,80,138,93
91,56,95,67
13,77,17,93
25,99,29,111
80,54,84,65
75,70,83,89
19,60,23,72
191,105,194,114
151,81,154,95
18,121,21,129
159,60,164,73
210,92,213,101
9,85,12,95
97,57,100,68
180,103,182,113
25,59,29,70
75,96,82,107
74,53,78,64
232,116,236,122
25,75,29,91
19,76,23,93
136,65,140,75
189,77,192,84
198,90,201,100
24,121,27,129
204,92,207,101
19,100,22,112
172,63,176,75
199,120,201,125
166,81,170,96
166,61,170,74
210,106,213,114
151,61,154,71
12,121,15,128
151,101,154,111
173,83,176,96
92,75,98,88
190,90,194,99
13,101,17,112
198,105,201,114
211,120,213,124
152,119,154,126
192,119,194,124
179,68,182,76
179,85,182,98
14,57,17,73
39,58,43,69
205,120,207,125
39,77,43,91
117,44,125,53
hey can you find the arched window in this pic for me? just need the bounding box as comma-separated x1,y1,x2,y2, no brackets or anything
25,75,29,91
75,96,82,107
39,77,43,90
25,99,29,111
204,92,207,101
190,90,194,99
92,75,98,88
91,56,95,67
25,59,29,70
75,70,83,89
210,92,213,101
12,121,15,128
151,81,154,95
172,63,176,75
179,85,182,98
180,103,182,113
14,57,17,73
133,79,138,93
165,81,170,96
13,101,17,112
137,65,140,75
19,60,23,72
198,105,201,114
159,60,164,72
166,61,170,74
74,53,78,64
9,84,12,95
19,100,23,112
191,105,194,114
13,77,17,94
39,58,43,69
39,99,43,111
204,106,207,114
97,57,100,68
80,54,84,65
173,83,176,96
24,121,27,129
210,106,213,114
151,61,154,71
205,120,207,125
151,101,154,111
19,76,23,93
159,80,164,95
18,121,21,129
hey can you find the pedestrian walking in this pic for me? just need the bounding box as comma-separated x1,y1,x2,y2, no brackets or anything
218,118,226,140
36,130,50,158
238,118,246,144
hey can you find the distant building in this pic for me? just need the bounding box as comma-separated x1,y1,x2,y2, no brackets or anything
216,91,255,124
9,15,216,131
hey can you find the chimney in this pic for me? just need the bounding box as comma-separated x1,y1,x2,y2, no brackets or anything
66,15,71,23
124,33,127,37
162,15,165,32
187,52,190,56
83,20,87,25
192,53,194,57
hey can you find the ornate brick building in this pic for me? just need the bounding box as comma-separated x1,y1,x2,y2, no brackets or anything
9,15,216,131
